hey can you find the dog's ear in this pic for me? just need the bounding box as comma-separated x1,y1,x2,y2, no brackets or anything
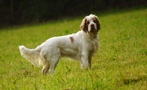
80,17,88,32
94,16,101,31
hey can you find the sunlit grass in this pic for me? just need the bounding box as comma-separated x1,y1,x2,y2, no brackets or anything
0,7,147,90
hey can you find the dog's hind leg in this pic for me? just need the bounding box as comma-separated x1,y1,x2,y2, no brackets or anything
42,61,50,75
40,51,50,75
49,56,60,75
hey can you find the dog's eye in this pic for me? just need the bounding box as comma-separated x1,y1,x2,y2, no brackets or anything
87,21,90,24
93,20,96,23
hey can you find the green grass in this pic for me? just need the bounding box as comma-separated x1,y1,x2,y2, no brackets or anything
0,7,147,90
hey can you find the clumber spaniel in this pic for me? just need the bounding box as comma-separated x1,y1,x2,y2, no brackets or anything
19,14,101,75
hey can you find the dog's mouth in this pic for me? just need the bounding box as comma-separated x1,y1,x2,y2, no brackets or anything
90,24,97,32
90,27,97,32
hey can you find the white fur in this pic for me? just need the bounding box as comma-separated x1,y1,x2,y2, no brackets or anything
19,14,100,75
86,14,97,32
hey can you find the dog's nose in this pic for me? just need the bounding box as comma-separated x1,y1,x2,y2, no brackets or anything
91,24,94,27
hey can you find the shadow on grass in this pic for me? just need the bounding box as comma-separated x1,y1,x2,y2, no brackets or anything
117,75,147,86
123,75,147,85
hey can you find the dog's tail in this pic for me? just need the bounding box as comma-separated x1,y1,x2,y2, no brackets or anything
19,45,43,66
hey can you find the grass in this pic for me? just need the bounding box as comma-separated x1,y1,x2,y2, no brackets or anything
0,7,147,90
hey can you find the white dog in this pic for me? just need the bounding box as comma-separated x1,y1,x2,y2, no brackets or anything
19,14,101,75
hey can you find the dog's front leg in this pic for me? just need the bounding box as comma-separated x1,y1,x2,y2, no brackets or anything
81,52,90,70
88,52,93,69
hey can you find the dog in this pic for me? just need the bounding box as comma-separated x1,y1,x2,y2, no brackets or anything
19,14,101,75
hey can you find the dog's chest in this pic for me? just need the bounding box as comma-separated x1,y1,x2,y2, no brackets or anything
91,39,99,52
84,38,99,52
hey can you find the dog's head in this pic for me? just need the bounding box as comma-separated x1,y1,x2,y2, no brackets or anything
80,14,101,33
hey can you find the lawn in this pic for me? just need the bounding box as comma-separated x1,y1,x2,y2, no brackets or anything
0,7,147,90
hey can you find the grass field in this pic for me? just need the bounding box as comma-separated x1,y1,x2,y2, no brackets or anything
0,7,147,90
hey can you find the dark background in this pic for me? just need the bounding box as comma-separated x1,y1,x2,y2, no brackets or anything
0,0,146,27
